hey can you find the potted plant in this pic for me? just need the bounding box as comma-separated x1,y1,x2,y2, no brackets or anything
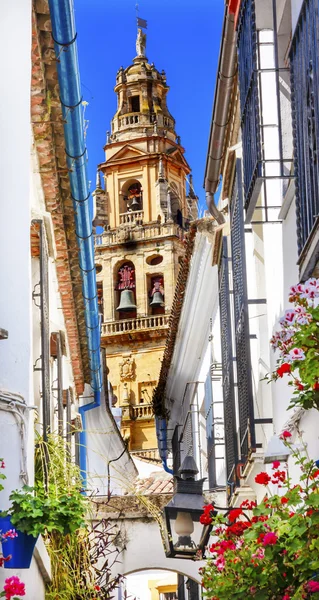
1,482,87,569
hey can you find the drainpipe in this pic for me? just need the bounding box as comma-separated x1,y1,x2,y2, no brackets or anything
155,416,174,475
204,4,237,220
48,0,102,487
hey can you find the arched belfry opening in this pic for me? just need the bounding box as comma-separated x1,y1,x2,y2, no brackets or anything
115,261,137,320
120,180,143,216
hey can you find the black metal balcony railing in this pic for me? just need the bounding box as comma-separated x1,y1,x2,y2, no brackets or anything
231,161,256,460
237,0,262,216
237,0,293,224
218,238,239,495
290,0,319,257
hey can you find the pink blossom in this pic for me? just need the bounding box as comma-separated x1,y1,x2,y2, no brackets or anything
2,529,18,540
252,547,265,559
288,347,306,361
0,460,5,469
3,576,25,599
279,310,296,326
294,305,312,325
307,580,319,593
262,532,278,546
289,283,304,297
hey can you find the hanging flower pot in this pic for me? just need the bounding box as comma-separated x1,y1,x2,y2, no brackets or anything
0,515,38,569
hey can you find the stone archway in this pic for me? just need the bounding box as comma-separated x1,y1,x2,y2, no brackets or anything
109,518,203,583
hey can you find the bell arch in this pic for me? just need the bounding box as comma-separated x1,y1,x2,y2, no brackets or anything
114,260,137,320
147,273,165,315
168,182,183,227
119,178,143,214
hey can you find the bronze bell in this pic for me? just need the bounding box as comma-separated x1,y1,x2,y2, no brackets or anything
129,196,140,210
116,289,137,312
150,291,165,307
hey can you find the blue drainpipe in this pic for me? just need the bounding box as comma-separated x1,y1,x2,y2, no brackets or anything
48,0,102,487
155,417,174,475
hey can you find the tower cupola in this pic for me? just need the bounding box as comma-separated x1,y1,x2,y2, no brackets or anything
110,29,177,143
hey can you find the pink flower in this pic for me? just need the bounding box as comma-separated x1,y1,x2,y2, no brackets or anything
2,529,18,539
289,283,304,298
0,460,5,469
307,580,319,593
280,310,296,326
288,347,306,361
262,532,278,546
3,576,25,599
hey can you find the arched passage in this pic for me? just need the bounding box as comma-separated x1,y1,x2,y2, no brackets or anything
109,519,203,583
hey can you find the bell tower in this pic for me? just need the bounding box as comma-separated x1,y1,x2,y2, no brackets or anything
94,29,197,461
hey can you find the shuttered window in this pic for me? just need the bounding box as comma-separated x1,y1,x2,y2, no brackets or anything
290,0,319,256
231,160,255,461
218,238,238,492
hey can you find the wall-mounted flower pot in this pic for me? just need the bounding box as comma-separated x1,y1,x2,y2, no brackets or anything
0,515,38,569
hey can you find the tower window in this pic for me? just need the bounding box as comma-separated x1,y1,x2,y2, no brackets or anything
130,96,140,113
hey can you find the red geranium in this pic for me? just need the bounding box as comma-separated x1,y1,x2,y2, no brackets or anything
255,472,271,486
281,430,292,439
277,363,291,377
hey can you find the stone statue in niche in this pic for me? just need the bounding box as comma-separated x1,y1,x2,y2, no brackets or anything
136,28,146,57
120,356,135,381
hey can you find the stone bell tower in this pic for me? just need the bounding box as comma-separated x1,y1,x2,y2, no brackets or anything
93,29,197,461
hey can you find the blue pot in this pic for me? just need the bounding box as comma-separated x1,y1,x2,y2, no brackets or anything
0,515,38,569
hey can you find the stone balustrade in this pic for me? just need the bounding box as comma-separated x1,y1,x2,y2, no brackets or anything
94,221,184,247
119,210,144,225
131,403,154,420
101,314,170,336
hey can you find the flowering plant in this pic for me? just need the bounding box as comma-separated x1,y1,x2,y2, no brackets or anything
200,441,319,599
269,278,319,410
0,576,25,599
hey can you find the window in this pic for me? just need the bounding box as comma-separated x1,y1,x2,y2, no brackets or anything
218,237,239,497
121,180,143,213
290,0,319,258
237,0,292,223
230,160,255,461
130,95,140,112
237,0,262,216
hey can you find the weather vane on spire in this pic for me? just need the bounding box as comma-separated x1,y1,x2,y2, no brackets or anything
135,3,147,57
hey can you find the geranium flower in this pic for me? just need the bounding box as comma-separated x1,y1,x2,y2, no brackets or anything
280,430,292,439
280,310,296,325
281,496,289,504
307,580,319,593
3,576,25,599
255,472,271,486
262,532,278,546
288,347,306,361
272,461,281,469
277,363,291,377
228,508,242,523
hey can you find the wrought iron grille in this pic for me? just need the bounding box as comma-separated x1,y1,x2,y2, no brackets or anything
231,161,255,459
290,0,319,255
39,221,50,441
237,0,262,212
218,237,238,491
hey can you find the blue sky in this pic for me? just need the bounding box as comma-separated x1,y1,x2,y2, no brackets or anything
74,0,225,212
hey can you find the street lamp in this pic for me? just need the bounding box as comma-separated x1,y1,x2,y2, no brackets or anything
163,455,216,559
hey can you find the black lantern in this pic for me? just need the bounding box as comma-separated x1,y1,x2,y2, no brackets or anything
163,456,216,559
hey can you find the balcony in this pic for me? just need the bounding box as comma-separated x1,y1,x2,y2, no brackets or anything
94,221,184,248
130,447,161,464
119,210,144,225
131,403,154,420
101,314,170,342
